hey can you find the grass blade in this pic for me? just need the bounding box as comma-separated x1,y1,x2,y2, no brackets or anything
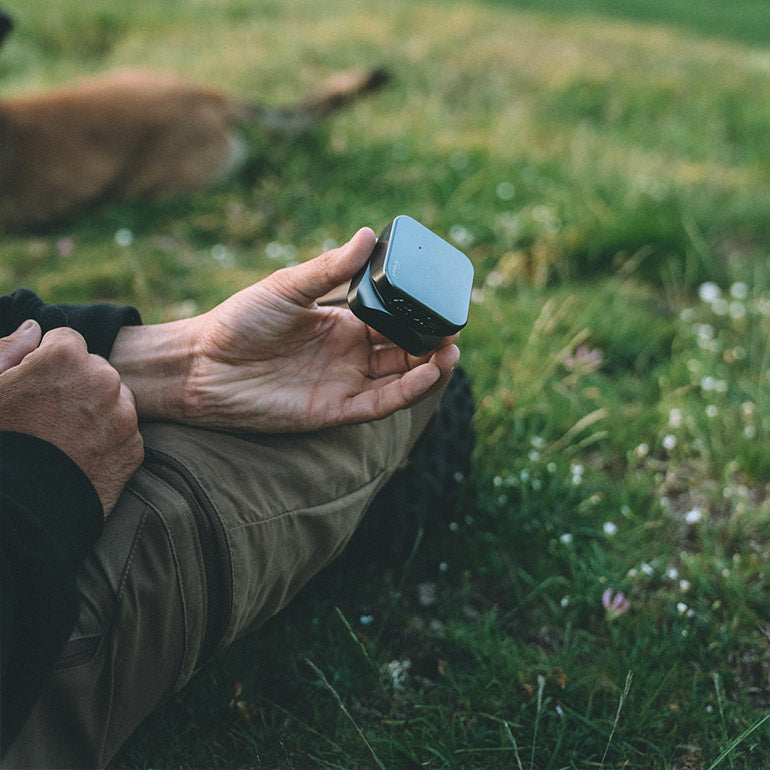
707,712,770,770
600,671,633,769
304,657,386,770
530,674,546,769
503,720,525,770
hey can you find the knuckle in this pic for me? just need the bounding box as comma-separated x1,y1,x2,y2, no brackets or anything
41,328,87,365
114,387,138,426
91,356,122,391
45,326,84,347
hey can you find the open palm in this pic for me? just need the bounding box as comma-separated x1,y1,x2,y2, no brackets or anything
187,228,459,432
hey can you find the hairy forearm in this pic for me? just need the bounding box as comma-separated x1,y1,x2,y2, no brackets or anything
109,320,199,422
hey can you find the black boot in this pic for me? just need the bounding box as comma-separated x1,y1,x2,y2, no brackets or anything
300,366,475,598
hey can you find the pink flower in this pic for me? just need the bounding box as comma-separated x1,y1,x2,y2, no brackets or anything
56,237,75,257
562,345,603,374
602,588,630,620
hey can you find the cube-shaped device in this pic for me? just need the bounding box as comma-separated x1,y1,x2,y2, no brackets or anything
347,215,474,356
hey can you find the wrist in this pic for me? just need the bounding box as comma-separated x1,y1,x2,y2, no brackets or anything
109,319,200,422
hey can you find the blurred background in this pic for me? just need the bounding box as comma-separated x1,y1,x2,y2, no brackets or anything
2,1,769,767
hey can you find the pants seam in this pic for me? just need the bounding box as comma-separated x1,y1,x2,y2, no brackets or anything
127,480,195,694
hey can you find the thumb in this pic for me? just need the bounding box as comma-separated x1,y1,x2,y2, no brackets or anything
278,227,376,306
0,320,42,373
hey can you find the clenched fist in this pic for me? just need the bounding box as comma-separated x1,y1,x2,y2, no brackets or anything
0,321,144,516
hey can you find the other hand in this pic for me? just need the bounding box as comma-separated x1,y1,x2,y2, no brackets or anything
0,323,144,516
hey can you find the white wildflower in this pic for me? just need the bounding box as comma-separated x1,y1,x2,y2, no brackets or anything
698,282,721,303
694,323,714,340
730,282,749,300
211,244,234,266
417,583,438,607
712,298,728,316
496,181,516,201
684,508,703,524
115,228,133,246
449,224,474,249
387,659,412,694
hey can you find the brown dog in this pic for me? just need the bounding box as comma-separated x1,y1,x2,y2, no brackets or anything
0,67,388,232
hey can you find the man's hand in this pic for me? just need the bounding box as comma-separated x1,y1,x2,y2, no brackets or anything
111,228,460,433
0,323,144,516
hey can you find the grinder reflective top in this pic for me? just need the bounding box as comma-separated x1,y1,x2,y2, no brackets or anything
347,215,474,356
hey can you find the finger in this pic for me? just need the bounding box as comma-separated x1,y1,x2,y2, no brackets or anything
430,342,462,377
39,325,89,352
367,334,460,378
279,227,376,307
0,320,42,373
425,343,461,394
368,344,428,378
342,360,451,423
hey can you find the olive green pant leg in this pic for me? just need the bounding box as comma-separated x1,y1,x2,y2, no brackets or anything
3,388,443,769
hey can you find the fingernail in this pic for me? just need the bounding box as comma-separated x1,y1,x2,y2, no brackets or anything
18,319,37,333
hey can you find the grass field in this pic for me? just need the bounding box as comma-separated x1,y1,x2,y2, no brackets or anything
2,0,770,767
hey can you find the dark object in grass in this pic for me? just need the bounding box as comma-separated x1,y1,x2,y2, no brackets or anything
302,365,475,597
348,215,474,356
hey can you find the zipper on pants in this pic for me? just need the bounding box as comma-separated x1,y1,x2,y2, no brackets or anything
143,448,233,668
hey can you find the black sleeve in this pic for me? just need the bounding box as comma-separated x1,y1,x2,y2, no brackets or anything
0,288,142,357
0,432,104,755
0,290,139,755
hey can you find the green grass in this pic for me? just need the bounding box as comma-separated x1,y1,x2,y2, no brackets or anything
484,0,770,48
2,0,770,767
